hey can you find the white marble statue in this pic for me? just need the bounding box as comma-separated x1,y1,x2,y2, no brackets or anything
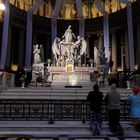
79,37,87,57
32,44,44,82
94,46,100,65
76,37,87,60
62,25,76,43
52,38,60,63
33,44,42,64
52,25,87,66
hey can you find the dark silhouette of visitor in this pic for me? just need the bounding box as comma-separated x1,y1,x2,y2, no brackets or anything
105,84,124,137
87,84,103,136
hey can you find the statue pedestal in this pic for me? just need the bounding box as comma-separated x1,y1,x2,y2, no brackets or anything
32,63,44,81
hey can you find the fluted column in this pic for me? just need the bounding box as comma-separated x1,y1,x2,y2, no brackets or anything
121,46,124,70
120,33,125,70
125,30,129,69
95,0,109,60
127,3,135,71
98,35,102,52
25,9,32,69
98,34,103,65
86,37,90,57
76,0,85,37
25,0,41,69
117,0,135,71
0,0,10,70
33,34,37,45
51,0,62,63
112,32,117,72
137,23,140,69
18,29,24,68
5,27,11,69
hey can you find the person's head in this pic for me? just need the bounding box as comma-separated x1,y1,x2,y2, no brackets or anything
111,84,117,91
93,84,99,91
132,86,140,95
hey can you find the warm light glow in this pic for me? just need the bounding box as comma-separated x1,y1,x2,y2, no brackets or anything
117,67,123,72
0,3,5,11
68,74,78,86
0,1,5,22
11,64,18,71
135,64,138,70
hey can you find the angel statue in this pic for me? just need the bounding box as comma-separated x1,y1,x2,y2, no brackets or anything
52,38,60,64
79,37,87,58
52,25,88,66
33,44,44,64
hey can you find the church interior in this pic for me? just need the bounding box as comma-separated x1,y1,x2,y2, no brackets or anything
0,0,140,139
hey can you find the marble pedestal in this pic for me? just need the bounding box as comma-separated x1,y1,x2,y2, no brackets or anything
32,63,44,81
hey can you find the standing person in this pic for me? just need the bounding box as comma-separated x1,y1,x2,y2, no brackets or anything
127,86,140,130
105,84,123,136
87,84,103,136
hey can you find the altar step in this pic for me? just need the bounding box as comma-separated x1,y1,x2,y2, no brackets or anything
0,86,131,100
0,87,131,100
0,121,139,137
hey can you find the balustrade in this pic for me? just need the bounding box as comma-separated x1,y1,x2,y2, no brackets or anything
0,99,131,122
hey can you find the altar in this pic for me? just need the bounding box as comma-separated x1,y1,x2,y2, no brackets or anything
47,66,95,85
31,25,108,86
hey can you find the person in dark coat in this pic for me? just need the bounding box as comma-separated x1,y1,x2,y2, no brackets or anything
105,84,124,138
87,84,103,135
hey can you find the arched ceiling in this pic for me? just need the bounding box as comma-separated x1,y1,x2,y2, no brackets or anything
9,0,137,20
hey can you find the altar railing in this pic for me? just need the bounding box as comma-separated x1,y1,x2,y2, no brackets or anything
0,99,131,122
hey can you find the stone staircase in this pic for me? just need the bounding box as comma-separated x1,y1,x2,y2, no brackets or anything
0,86,137,139
0,121,139,138
0,86,131,100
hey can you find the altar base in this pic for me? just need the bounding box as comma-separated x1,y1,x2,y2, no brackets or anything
47,66,95,86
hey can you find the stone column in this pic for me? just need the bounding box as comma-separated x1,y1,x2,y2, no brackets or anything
121,46,124,70
136,23,140,69
120,33,125,70
98,34,102,52
98,34,103,65
125,30,129,70
86,37,90,57
127,3,135,71
46,35,51,59
18,29,24,68
25,9,32,69
2,72,7,89
0,0,10,70
33,34,37,45
51,0,62,64
76,0,85,37
112,32,117,72
5,27,11,69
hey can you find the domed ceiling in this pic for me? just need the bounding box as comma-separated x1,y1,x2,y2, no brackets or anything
10,0,137,19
